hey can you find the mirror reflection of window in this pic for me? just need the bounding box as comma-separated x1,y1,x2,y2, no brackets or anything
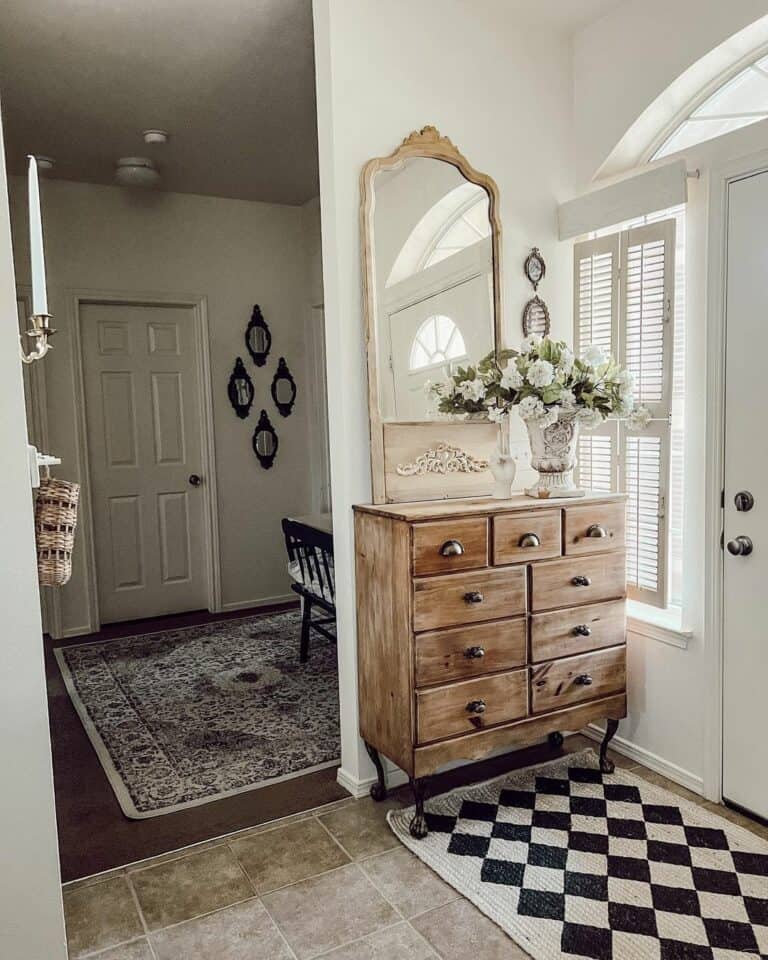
409,314,467,371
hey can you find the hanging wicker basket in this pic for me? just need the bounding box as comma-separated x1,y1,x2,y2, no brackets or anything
35,477,80,587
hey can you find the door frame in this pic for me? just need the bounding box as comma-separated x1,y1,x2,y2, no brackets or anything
70,289,221,633
703,147,768,803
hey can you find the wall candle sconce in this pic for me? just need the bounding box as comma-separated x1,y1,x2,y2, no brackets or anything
20,156,56,364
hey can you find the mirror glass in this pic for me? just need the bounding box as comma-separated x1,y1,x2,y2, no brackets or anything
275,379,293,404
256,430,275,457
249,327,268,354
371,156,495,421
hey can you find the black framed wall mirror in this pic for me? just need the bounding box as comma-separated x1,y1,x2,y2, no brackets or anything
252,409,278,469
227,357,255,419
271,357,297,416
245,304,272,367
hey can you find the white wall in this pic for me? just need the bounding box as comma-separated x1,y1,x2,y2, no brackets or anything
572,0,768,185
10,178,322,634
0,117,67,958
313,0,577,789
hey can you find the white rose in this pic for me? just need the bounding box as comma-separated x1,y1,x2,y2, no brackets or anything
458,379,485,402
520,334,542,354
559,387,576,409
517,395,545,420
627,405,652,431
500,362,523,390
581,344,607,368
559,348,575,375
526,359,555,388
537,405,560,429
577,407,605,429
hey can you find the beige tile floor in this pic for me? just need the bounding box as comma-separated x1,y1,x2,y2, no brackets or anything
62,736,768,960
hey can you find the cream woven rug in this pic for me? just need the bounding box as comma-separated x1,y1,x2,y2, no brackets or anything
389,750,768,959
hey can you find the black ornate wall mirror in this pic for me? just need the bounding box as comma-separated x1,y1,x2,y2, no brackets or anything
271,357,297,417
228,357,255,419
252,409,278,469
245,304,272,367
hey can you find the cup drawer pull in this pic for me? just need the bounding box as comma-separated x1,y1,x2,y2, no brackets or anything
439,539,465,557
518,532,541,548
572,624,592,637
572,575,591,587
464,645,486,659
464,591,484,604
466,699,487,714
586,524,609,539
574,674,593,686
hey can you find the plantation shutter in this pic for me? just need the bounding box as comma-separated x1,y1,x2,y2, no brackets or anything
573,236,620,494
573,220,675,609
619,220,675,608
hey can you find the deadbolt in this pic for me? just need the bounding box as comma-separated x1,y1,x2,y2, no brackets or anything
734,491,754,512
726,535,753,556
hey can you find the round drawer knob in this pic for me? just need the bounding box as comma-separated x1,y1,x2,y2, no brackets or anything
519,532,541,548
466,699,487,714
464,646,486,659
573,624,592,637
440,539,465,557
572,575,591,587
464,591,484,604
574,674,593,686
586,524,609,539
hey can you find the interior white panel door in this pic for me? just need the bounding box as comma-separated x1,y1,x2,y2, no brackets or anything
81,302,207,623
722,170,768,820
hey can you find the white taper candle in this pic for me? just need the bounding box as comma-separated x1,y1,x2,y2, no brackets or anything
27,155,48,316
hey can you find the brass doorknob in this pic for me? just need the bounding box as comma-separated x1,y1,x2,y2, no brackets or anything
519,532,541,548
440,539,464,557
726,535,753,556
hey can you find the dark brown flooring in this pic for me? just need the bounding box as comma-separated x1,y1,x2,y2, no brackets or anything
45,603,346,882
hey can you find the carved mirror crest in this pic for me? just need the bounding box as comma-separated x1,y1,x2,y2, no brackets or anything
361,125,503,503
252,409,278,469
245,304,272,367
271,357,297,417
228,357,255,419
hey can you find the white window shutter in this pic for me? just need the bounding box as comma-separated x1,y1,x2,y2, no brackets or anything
573,235,620,359
573,236,620,492
619,219,675,608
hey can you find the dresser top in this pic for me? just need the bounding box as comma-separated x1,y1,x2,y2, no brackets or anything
353,491,625,522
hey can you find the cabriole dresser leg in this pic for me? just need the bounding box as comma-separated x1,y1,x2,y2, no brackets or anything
599,718,620,774
364,742,387,801
409,776,430,838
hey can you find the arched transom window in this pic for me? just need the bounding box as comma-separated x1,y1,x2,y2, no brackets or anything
409,314,467,371
653,52,768,159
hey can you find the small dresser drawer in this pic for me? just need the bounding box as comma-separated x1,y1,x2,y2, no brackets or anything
413,567,527,632
564,501,625,556
493,510,561,565
412,517,489,576
415,618,527,686
417,669,528,743
531,600,626,662
531,646,626,714
531,553,625,611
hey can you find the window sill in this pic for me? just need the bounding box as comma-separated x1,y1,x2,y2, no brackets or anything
626,600,693,649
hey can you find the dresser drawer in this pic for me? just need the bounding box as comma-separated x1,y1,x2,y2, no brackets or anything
415,618,527,686
413,567,527,632
531,646,625,714
564,501,625,556
493,510,561,565
417,669,528,743
531,600,626,662
531,553,625,611
412,517,489,576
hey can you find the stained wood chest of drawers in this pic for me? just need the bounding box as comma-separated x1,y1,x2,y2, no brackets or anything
353,493,627,837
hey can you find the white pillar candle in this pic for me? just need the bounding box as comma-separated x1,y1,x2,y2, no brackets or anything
27,155,48,316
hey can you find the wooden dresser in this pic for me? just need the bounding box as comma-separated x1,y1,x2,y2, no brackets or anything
354,493,627,837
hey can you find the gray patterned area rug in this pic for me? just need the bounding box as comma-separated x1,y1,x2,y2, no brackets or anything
55,612,340,819
389,750,768,960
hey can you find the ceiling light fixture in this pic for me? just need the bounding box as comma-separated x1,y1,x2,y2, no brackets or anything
114,156,160,188
143,129,169,145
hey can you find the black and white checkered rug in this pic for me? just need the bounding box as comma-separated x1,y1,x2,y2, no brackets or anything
389,750,768,959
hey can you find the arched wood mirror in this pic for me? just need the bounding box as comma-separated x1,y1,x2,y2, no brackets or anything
360,126,503,503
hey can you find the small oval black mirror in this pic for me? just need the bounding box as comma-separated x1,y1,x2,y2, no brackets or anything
227,357,254,419
271,357,297,417
252,409,278,468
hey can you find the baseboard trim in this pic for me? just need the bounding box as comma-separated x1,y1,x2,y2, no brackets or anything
218,594,296,612
582,723,704,796
336,763,409,799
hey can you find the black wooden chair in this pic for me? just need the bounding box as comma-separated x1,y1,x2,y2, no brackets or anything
281,518,336,662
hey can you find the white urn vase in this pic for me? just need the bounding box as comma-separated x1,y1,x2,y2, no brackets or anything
524,412,585,499
489,413,517,499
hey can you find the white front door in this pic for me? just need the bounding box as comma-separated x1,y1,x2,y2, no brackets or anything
722,170,768,820
81,302,208,624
